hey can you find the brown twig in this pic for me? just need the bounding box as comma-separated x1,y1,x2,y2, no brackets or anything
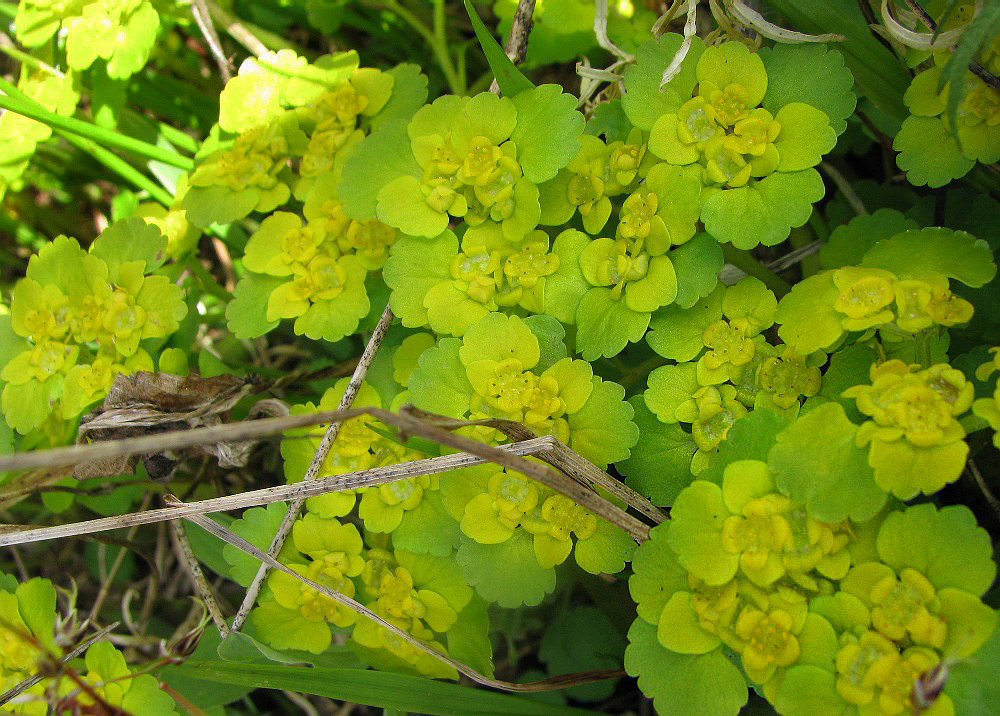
490,0,536,94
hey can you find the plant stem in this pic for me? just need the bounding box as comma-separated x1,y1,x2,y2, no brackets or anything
0,78,194,171
721,244,792,297
384,0,464,94
59,132,175,206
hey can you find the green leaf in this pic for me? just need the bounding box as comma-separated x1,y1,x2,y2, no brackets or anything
464,0,533,98
585,100,633,142
861,227,997,287
371,64,429,129
181,184,260,228
893,115,974,187
773,103,837,172
445,593,494,677
701,170,825,249
574,288,650,360
669,233,723,309
759,43,856,135
226,273,285,339
523,314,568,373
645,362,700,424
622,35,704,131
90,217,167,276
377,175,448,237
760,0,909,124
166,660,590,715
624,619,747,716
629,523,689,624
16,577,57,653
455,530,556,608
223,503,293,587
774,272,842,354
816,344,877,421
876,503,996,596
768,402,886,523
616,396,697,506
947,612,1000,714
511,85,584,183
340,119,419,220
818,208,920,269
409,338,474,418
567,377,637,467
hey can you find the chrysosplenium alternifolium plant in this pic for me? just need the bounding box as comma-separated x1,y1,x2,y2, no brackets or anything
4,7,1000,714
1,219,186,434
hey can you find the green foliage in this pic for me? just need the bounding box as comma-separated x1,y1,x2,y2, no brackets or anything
5,3,1000,714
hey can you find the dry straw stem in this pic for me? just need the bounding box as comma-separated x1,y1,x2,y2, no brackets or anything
232,304,396,633
0,429,652,547
167,517,229,637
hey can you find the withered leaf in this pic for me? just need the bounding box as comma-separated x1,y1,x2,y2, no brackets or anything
75,372,279,482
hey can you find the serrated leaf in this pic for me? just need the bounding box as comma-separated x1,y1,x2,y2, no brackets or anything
584,100,633,142
371,64,428,129
340,119,419,220
622,35,704,131
947,611,1000,714
464,0,533,98
616,396,697,506
408,338,474,418
456,530,556,607
670,233,723,309
768,402,886,523
223,503,293,586
759,43,857,135
624,619,747,716
893,115,974,187
861,227,997,287
877,504,996,596
701,408,792,485
574,288,650,359
566,377,637,467
511,85,584,183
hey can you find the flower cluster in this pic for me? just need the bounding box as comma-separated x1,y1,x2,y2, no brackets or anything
626,38,850,248
242,512,488,678
185,52,417,343
627,461,997,716
1,221,186,434
844,360,973,499
639,278,822,475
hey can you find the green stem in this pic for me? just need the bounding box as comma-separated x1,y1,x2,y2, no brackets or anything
384,0,464,94
721,244,792,297
185,257,235,302
59,132,174,207
0,79,194,171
